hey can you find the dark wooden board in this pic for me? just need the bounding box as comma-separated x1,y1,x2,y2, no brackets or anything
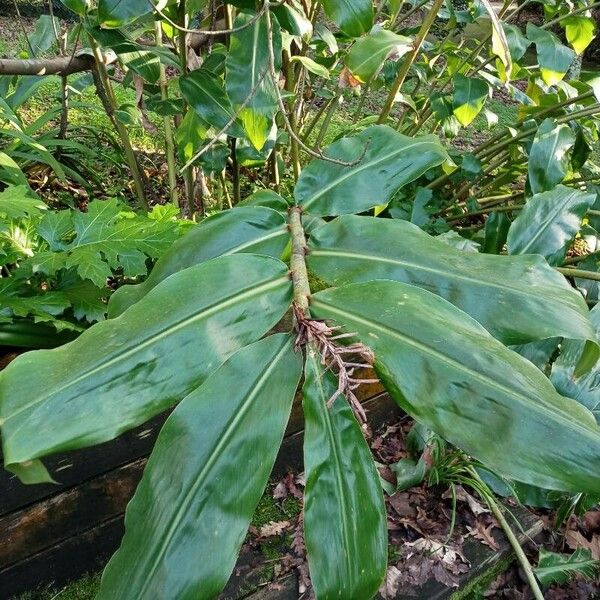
1,392,398,598
0,413,168,517
0,374,384,517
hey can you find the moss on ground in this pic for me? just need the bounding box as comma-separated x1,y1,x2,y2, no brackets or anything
15,573,100,600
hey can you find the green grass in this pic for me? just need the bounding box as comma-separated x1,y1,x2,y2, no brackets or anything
15,573,100,600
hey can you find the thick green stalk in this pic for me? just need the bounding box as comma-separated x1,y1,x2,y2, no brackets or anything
88,36,147,209
378,0,445,124
155,21,179,208
478,104,600,161
230,137,240,204
288,206,311,316
473,91,596,160
557,268,600,282
284,51,301,181
543,1,600,30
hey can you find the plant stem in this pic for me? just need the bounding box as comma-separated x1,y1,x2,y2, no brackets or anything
314,85,342,148
288,206,311,317
446,203,523,223
378,0,445,124
88,35,148,209
563,251,600,266
469,469,545,600
178,0,195,215
230,137,240,204
542,1,600,30
155,20,179,208
269,148,280,191
284,50,301,181
556,267,600,282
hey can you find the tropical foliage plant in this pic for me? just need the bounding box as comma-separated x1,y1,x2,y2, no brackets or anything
0,184,186,345
1,0,600,598
2,138,600,597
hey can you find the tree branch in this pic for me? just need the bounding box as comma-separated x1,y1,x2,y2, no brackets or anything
0,53,116,77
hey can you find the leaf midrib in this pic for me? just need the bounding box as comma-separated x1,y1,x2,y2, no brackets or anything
300,138,443,209
2,275,289,428
135,339,291,598
309,248,576,305
307,350,354,581
311,297,599,436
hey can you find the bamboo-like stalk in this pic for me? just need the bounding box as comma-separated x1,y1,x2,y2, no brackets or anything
468,469,545,600
155,21,179,208
288,206,311,317
284,50,301,181
377,0,445,124
178,0,195,215
88,36,148,209
314,85,342,148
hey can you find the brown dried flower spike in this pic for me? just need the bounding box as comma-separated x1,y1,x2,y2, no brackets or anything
293,303,378,425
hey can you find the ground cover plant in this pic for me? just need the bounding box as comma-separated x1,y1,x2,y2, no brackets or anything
1,0,600,598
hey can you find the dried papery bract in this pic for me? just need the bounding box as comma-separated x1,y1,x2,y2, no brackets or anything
293,302,378,425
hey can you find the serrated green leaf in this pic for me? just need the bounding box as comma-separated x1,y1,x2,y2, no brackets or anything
303,343,387,600
535,548,600,586
97,334,301,599
0,186,47,219
108,206,289,316
307,215,596,346
0,254,293,476
311,280,600,495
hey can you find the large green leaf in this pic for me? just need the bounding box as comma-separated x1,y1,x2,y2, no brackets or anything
303,343,387,600
180,68,245,138
226,11,281,150
321,0,373,38
563,16,596,55
527,119,575,195
345,29,411,83
551,304,600,423
97,334,301,600
507,185,596,265
98,0,150,28
307,215,596,347
527,24,575,86
452,75,489,127
0,254,293,476
295,125,448,217
311,280,600,495
108,206,289,317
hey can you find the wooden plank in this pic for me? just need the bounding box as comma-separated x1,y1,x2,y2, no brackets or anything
0,393,400,598
0,413,168,517
0,460,146,568
0,517,123,600
0,370,384,517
